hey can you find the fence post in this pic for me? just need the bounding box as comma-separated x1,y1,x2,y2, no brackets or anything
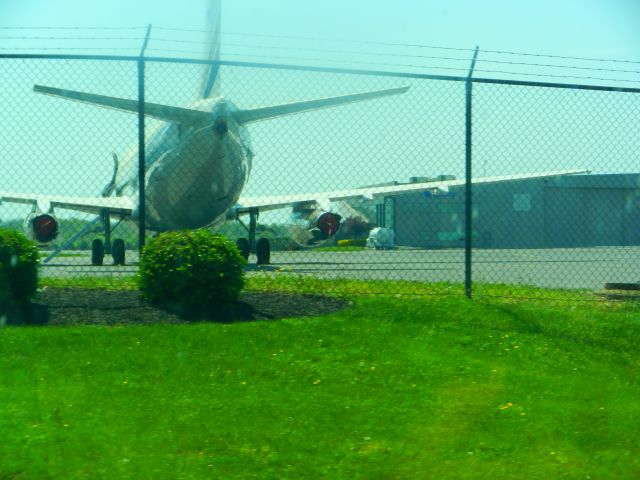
137,25,152,252
465,46,479,299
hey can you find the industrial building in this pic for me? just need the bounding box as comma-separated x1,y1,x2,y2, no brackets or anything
345,173,640,249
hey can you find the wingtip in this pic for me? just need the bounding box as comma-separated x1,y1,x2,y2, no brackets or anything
33,84,54,94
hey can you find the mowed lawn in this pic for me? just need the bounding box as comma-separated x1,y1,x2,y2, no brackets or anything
2,282,640,479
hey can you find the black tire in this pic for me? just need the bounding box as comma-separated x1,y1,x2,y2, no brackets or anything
112,238,126,266
256,237,271,265
236,237,250,260
91,239,104,266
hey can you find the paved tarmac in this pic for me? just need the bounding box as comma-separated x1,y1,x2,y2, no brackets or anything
40,246,640,291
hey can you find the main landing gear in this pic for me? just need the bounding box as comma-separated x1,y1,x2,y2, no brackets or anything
91,211,126,266
256,237,271,265
236,207,271,265
91,238,126,266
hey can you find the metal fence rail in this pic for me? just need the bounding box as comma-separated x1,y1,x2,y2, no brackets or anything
1,53,639,300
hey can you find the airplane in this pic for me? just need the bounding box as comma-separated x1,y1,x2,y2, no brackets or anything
0,3,590,266
0,83,419,265
0,2,417,266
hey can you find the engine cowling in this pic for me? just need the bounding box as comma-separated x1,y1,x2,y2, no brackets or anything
24,213,60,244
312,211,342,238
288,207,342,246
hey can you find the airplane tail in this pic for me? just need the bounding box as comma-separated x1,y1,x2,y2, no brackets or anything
34,1,411,128
200,0,221,99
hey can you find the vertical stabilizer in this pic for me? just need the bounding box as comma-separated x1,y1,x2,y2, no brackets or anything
200,0,221,98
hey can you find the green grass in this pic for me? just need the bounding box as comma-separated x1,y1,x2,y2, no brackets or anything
40,276,140,291
39,252,86,259
38,273,598,302
2,280,640,479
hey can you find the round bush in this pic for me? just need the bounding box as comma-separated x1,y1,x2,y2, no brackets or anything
0,228,40,310
139,230,246,307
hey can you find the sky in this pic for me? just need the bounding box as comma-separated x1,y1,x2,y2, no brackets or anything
1,0,639,61
0,0,639,223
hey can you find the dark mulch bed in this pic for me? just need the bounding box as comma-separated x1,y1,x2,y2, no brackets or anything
5,288,351,326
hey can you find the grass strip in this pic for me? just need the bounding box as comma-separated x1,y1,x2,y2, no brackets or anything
2,280,640,478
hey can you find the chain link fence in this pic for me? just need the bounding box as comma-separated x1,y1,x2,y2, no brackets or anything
1,55,639,300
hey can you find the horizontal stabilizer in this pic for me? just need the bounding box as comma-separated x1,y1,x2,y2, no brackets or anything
233,86,410,124
34,84,410,127
34,85,212,126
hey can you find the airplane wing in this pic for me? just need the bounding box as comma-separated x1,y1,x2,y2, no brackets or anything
0,192,135,216
236,169,590,213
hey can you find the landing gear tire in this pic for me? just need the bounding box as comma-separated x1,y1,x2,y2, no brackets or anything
91,239,105,266
112,238,126,266
256,237,271,265
236,238,250,260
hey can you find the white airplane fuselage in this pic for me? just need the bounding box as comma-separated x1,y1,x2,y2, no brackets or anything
114,97,252,231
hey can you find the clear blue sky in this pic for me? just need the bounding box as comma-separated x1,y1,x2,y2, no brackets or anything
1,0,639,220
2,0,639,63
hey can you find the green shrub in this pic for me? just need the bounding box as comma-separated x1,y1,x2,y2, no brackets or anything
0,270,9,317
0,228,40,311
139,230,246,307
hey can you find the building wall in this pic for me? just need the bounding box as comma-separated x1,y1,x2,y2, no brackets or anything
393,174,640,249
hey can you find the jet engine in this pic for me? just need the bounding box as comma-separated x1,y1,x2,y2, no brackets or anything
288,204,342,246
24,212,59,244
312,210,342,239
